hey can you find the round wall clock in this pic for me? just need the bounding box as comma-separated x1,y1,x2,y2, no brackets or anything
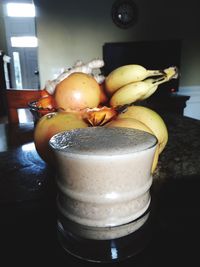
111,0,138,29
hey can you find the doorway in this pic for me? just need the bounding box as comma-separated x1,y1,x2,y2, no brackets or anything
3,0,40,89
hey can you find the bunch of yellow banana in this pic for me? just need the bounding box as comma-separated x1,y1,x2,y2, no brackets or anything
104,64,178,107
117,106,168,154
104,105,168,173
104,113,160,173
105,64,164,94
102,64,178,173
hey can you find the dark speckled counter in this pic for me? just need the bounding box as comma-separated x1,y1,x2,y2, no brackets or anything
153,113,200,180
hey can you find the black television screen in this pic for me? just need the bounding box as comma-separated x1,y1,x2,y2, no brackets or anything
103,40,181,96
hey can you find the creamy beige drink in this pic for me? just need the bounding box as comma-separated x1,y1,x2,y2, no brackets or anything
49,127,157,240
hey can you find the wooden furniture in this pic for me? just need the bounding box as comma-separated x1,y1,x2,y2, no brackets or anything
5,88,41,123
144,94,190,116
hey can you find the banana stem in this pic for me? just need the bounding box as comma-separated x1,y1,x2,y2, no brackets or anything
146,66,179,87
164,66,179,80
147,69,165,77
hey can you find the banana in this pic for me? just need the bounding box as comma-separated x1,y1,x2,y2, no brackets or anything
109,80,152,107
109,66,178,107
117,106,168,154
105,64,165,95
140,66,178,100
104,117,159,173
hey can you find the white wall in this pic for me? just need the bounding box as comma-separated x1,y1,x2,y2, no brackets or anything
34,0,200,119
34,0,139,85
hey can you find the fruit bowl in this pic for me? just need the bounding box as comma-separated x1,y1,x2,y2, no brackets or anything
28,100,57,123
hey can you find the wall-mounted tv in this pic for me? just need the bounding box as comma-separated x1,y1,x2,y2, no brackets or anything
103,40,181,97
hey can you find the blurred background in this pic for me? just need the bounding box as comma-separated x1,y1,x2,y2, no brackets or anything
0,0,200,119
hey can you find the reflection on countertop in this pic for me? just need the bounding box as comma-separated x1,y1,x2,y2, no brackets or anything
153,113,200,181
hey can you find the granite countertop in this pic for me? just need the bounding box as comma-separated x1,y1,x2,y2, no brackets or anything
153,113,200,181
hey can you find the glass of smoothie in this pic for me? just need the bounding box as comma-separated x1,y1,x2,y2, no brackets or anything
49,127,157,262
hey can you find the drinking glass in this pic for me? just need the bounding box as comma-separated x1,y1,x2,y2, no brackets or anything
49,127,157,262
